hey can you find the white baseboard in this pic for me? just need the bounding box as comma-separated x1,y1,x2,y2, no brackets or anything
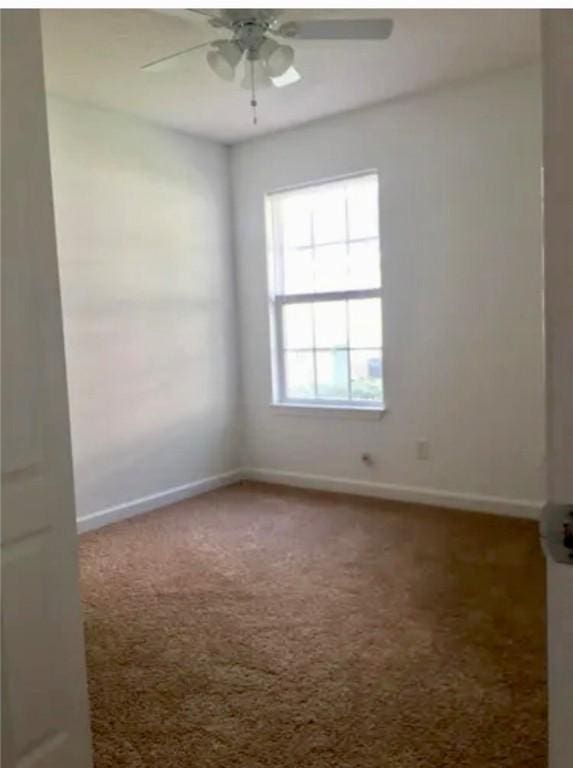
77,466,542,533
242,467,543,520
76,469,242,534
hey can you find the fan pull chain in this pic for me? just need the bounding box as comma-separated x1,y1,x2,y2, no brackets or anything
249,58,258,126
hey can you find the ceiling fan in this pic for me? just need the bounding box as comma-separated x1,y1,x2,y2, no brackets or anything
141,9,394,124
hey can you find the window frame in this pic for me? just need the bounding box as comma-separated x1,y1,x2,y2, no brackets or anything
266,171,385,413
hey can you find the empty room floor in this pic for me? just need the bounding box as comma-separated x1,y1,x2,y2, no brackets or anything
79,482,546,767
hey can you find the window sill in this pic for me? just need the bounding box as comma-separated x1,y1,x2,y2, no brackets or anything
270,403,386,420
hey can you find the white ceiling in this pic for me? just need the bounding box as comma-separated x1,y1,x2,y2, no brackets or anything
41,9,540,145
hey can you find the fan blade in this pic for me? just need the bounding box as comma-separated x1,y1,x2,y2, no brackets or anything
141,41,214,73
278,18,393,41
190,9,223,20
202,10,235,30
271,65,301,88
151,9,231,29
188,9,240,30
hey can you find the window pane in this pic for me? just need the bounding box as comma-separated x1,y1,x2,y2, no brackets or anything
347,176,379,240
283,248,313,294
281,196,312,249
348,298,382,348
283,304,313,350
348,240,381,290
351,350,383,402
314,301,347,349
269,175,384,408
313,188,346,245
285,351,315,399
317,350,349,399
314,244,347,292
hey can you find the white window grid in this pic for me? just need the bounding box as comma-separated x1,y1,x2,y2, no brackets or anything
267,172,384,409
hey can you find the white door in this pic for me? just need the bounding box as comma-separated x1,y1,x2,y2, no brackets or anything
1,10,93,768
541,11,573,768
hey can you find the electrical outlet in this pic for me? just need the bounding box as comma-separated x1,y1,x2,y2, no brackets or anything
416,440,430,461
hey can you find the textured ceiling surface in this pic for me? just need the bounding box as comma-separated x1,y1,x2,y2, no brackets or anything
41,9,540,144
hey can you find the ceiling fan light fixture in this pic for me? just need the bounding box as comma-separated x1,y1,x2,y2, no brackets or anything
207,40,242,81
263,43,294,78
207,50,234,81
142,10,394,127
258,37,279,63
240,59,273,90
217,40,243,67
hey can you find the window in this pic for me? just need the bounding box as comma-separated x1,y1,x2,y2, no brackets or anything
266,172,384,410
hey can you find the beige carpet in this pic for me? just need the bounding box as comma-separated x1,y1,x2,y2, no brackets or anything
80,482,546,767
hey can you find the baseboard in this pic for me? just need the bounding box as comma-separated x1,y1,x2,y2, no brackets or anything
242,467,543,520
76,469,242,534
77,466,542,533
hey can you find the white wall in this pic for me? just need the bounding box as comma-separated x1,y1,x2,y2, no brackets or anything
231,65,545,515
47,98,240,524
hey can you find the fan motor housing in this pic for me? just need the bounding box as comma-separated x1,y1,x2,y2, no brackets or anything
233,21,268,53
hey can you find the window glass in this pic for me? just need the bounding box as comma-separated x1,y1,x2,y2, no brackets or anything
317,350,349,399
283,304,313,350
348,240,381,290
314,301,347,349
313,188,346,245
348,298,382,348
281,195,312,249
347,176,379,240
283,248,314,294
351,350,383,402
268,173,384,408
313,244,347,292
285,351,315,399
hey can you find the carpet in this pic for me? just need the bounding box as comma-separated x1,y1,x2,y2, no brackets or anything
79,481,546,767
